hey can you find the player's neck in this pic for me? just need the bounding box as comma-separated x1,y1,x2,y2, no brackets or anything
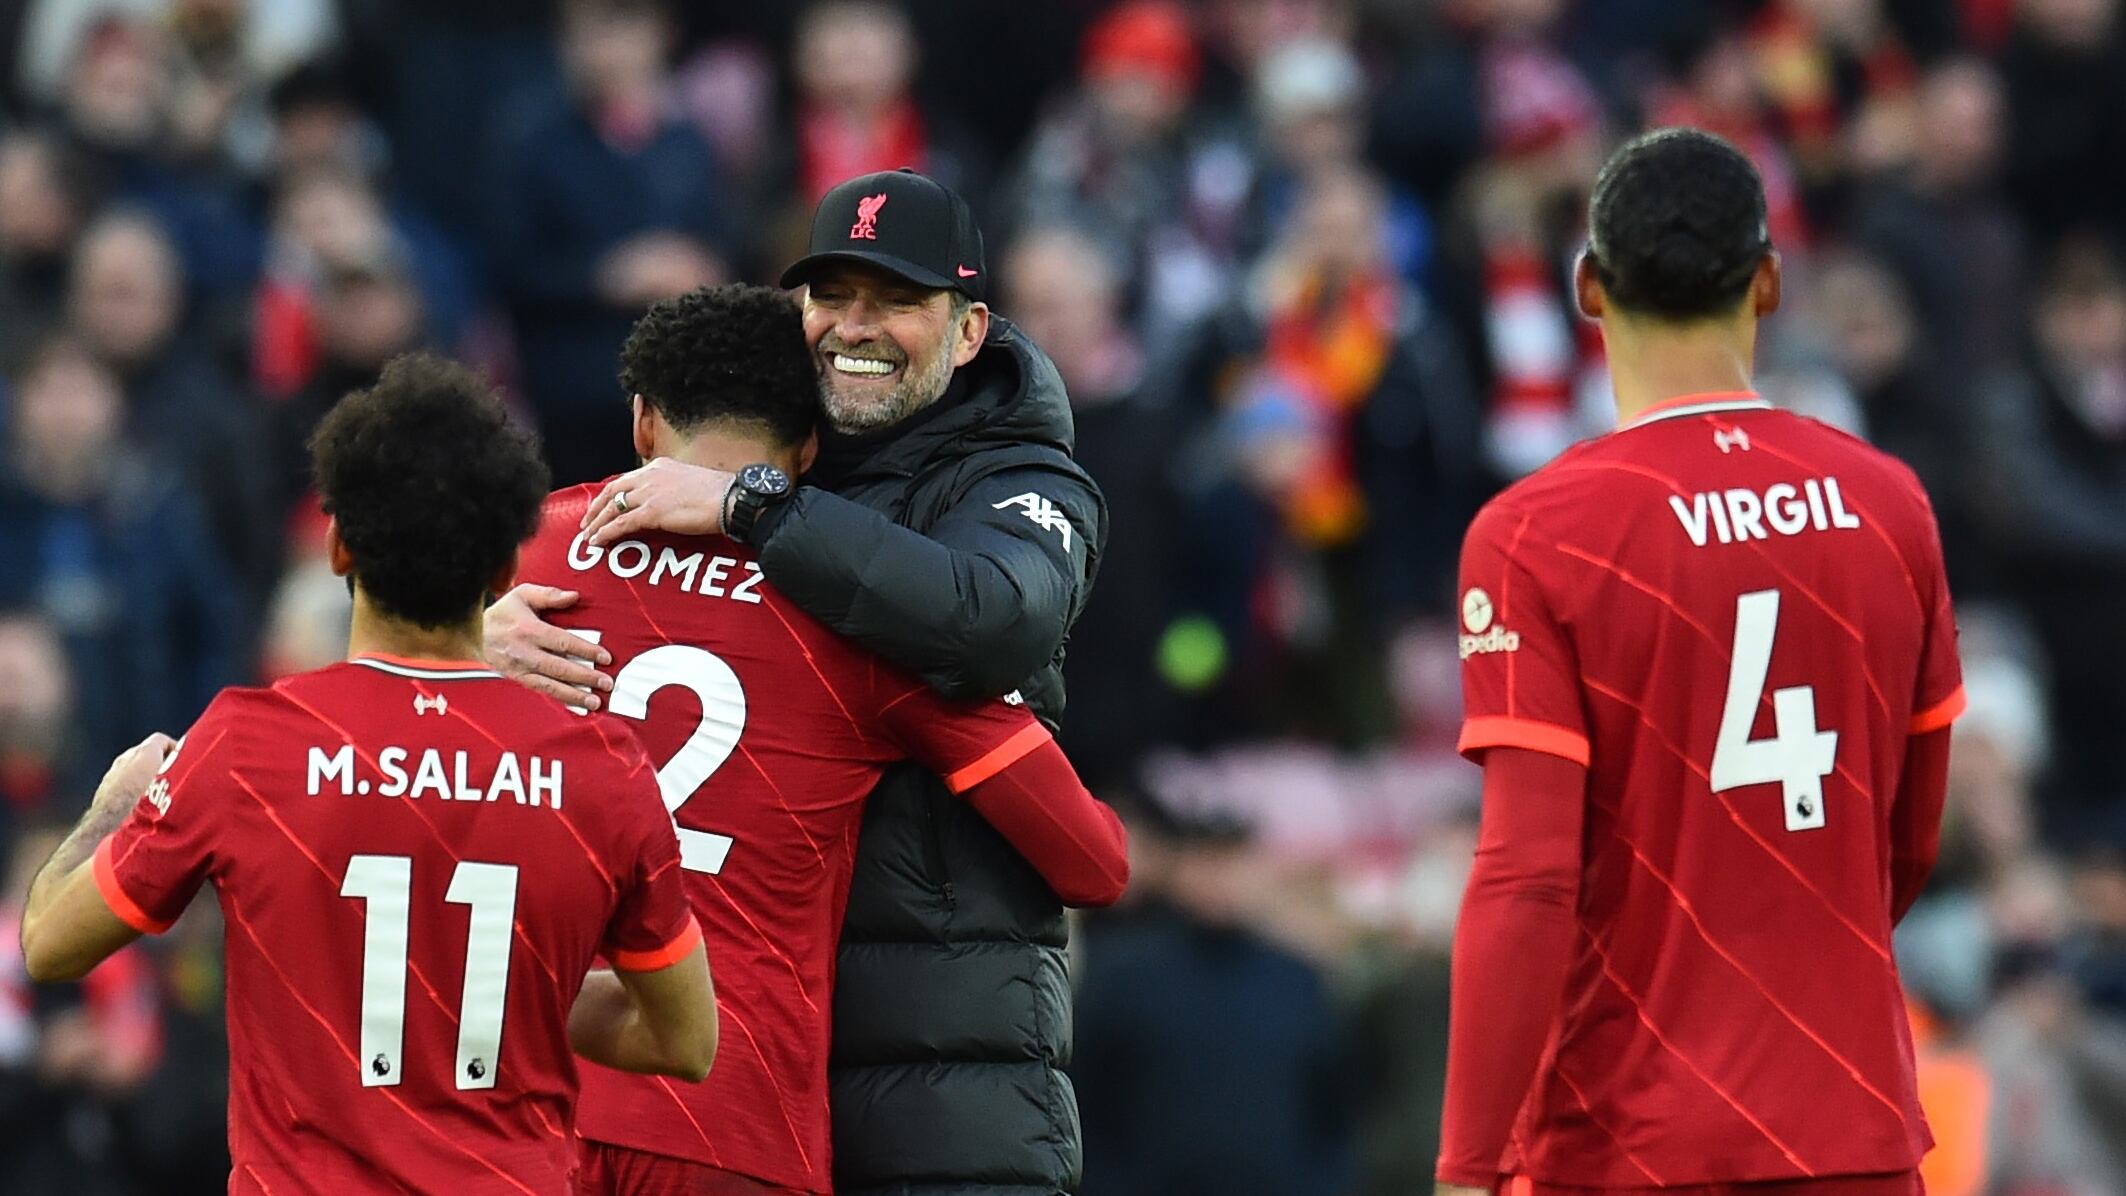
346,591,485,667
1604,318,1758,427
663,427,800,476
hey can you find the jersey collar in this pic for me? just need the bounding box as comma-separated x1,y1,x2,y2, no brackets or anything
1619,391,1771,431
350,653,501,681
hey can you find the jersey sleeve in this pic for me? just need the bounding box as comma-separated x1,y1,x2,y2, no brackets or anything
867,667,1052,794
1455,499,1590,767
93,701,239,935
597,743,702,972
1907,505,1966,735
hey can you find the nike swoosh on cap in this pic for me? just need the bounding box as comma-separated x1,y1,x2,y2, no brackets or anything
957,265,978,278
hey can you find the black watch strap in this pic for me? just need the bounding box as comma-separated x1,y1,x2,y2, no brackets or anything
725,463,790,545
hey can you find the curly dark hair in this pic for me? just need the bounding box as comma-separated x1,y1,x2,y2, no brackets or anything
1587,127,1771,321
310,353,549,629
619,283,818,446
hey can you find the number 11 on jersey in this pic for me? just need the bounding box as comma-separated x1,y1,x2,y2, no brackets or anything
1711,589,1839,832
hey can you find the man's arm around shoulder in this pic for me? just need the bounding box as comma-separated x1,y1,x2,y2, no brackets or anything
756,459,1106,699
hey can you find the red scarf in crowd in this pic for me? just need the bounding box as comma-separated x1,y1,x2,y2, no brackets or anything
1261,270,1400,547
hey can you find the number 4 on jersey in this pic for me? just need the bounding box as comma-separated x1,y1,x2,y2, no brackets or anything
1711,589,1838,832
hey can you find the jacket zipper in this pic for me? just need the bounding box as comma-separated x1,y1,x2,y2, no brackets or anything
921,789,957,906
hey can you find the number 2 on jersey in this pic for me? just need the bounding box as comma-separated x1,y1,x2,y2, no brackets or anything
573,632,747,874
1711,589,1838,832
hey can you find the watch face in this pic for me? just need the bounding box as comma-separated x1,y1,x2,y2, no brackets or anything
741,463,791,496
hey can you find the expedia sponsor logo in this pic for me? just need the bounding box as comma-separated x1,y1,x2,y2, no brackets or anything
1458,587,1521,659
1459,625,1522,660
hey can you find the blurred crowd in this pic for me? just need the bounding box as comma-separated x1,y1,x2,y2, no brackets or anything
0,0,2121,1192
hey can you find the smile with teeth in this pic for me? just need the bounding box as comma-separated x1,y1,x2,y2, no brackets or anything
832,353,899,376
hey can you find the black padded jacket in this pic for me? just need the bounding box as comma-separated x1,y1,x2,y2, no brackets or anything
750,316,1106,1196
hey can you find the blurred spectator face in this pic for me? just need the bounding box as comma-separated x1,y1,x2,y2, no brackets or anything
1166,838,1257,928
68,217,182,369
796,2,915,115
0,135,83,263
1256,38,1363,174
1082,2,1199,144
802,263,970,434
1793,0,1887,45
1941,646,2049,875
2075,852,2126,938
2021,0,2117,50
1291,168,1388,284
11,341,125,496
1990,859,2073,946
1001,227,1120,387
0,615,70,758
561,0,670,103
1688,34,1761,121
275,96,363,178
317,267,422,368
1948,730,2038,874
64,20,166,149
1914,61,2004,192
1815,256,1915,391
1206,0,1347,71
278,170,392,273
2037,256,2126,373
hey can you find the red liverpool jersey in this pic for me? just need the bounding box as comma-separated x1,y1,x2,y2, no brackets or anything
518,484,1066,1193
1455,393,1964,1185
93,655,699,1196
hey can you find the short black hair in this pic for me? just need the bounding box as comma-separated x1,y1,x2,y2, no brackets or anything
619,283,817,446
310,354,549,629
267,56,355,119
1587,127,1771,320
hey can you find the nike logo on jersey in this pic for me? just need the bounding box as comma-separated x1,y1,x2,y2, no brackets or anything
1669,477,1862,547
993,493,1074,551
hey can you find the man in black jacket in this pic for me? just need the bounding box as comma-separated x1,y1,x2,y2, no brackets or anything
490,170,1105,1195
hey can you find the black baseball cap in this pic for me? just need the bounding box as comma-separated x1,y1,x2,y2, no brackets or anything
780,168,988,302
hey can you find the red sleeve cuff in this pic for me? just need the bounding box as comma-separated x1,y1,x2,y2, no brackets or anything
1459,716,1591,768
944,722,1052,793
93,838,174,935
609,914,703,972
1910,686,1967,734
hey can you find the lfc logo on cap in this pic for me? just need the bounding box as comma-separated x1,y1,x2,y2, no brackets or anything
850,193,888,240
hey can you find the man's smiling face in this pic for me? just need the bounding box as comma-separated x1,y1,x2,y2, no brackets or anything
801,261,967,434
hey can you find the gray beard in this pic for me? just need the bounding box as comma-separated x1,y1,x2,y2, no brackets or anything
818,343,956,435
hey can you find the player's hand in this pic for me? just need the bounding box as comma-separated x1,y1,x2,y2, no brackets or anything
1435,1184,1492,1196
581,458,736,547
89,733,177,816
485,585,615,710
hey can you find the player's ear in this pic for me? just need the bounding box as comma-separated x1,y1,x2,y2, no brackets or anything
951,301,989,369
1574,251,1606,320
631,395,656,461
796,428,820,475
1752,251,1782,317
489,549,520,599
325,517,354,579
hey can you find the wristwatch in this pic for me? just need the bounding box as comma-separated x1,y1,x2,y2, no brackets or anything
723,463,792,545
